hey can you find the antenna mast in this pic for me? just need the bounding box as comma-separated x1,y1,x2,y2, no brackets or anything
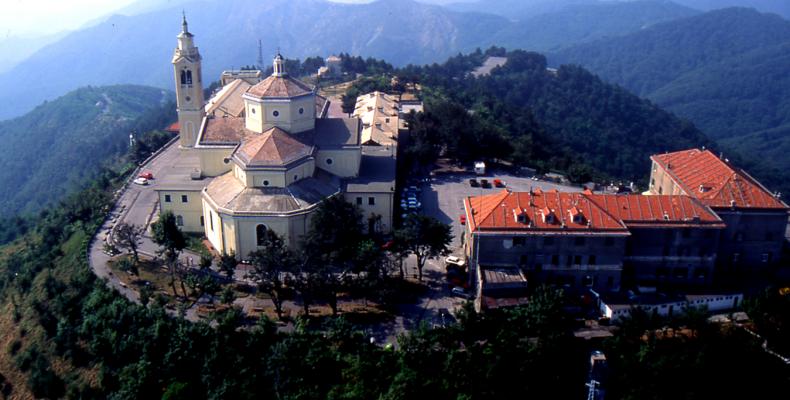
257,39,263,69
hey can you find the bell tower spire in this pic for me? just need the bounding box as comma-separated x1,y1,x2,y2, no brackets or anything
172,13,204,148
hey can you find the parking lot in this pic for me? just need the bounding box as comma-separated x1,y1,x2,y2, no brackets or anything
416,170,583,249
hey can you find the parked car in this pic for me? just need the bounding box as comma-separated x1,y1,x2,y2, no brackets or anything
480,179,491,188
138,171,154,180
451,286,472,299
459,214,466,225
469,178,480,187
445,255,466,269
493,179,505,187
133,177,148,185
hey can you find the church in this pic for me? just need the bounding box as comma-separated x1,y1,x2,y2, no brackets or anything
156,17,398,258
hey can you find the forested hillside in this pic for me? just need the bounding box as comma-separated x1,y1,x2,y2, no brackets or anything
552,7,790,193
0,85,173,218
394,49,709,182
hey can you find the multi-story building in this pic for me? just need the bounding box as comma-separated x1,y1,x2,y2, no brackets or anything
156,18,397,258
464,149,788,309
649,149,788,277
463,189,727,306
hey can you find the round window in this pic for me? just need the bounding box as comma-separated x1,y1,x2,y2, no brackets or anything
326,158,333,165
272,110,280,117
251,107,256,114
185,96,191,102
263,180,270,186
299,107,304,115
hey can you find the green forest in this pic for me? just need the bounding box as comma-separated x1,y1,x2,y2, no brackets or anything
378,47,710,183
0,85,174,218
553,7,790,194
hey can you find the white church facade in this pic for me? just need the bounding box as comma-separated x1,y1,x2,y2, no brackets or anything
156,17,398,258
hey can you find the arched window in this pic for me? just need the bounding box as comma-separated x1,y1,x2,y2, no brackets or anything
256,224,267,246
180,69,193,85
176,215,184,226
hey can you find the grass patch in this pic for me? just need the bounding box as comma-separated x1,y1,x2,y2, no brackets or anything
184,233,210,256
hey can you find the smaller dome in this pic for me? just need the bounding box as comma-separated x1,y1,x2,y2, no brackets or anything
233,127,313,168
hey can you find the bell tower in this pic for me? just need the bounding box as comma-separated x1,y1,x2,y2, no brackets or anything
172,13,204,148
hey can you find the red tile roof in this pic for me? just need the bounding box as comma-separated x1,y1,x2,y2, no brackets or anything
586,194,725,229
652,149,787,210
465,190,628,234
199,116,257,145
246,75,313,99
234,127,313,167
165,122,179,133
465,191,726,233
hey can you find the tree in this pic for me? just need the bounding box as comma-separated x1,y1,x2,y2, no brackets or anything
388,230,412,279
248,228,295,320
303,196,364,264
218,252,238,280
300,196,365,315
117,256,138,276
399,214,452,281
199,253,213,271
151,211,186,297
115,222,143,268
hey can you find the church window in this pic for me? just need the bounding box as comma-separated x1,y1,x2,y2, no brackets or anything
176,215,184,226
181,195,188,203
272,110,280,117
180,70,193,85
326,158,333,165
256,224,267,246
209,213,214,231
294,175,298,181
356,197,362,205
185,96,191,102
368,197,375,205
263,180,270,186
200,216,204,226
299,107,304,115
251,107,256,114
165,194,171,203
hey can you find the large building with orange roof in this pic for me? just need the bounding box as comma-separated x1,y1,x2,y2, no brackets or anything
463,189,730,309
649,148,788,274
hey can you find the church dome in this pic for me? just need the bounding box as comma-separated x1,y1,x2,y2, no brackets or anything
246,75,313,99
233,126,313,168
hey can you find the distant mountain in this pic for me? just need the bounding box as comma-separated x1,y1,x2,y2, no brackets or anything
0,32,66,73
0,85,172,217
488,0,699,52
448,0,790,19
552,7,790,193
673,0,790,18
0,0,703,121
446,0,599,19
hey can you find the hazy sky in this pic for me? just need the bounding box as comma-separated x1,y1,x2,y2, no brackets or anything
0,0,142,36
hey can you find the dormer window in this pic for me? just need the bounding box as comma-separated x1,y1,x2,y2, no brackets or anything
541,207,555,224
513,209,528,224
569,207,584,224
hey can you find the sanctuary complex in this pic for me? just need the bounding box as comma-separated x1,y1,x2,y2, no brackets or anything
157,17,398,258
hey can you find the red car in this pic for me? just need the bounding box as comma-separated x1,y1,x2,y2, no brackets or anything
381,240,395,250
493,179,505,187
459,214,466,225
138,171,154,180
